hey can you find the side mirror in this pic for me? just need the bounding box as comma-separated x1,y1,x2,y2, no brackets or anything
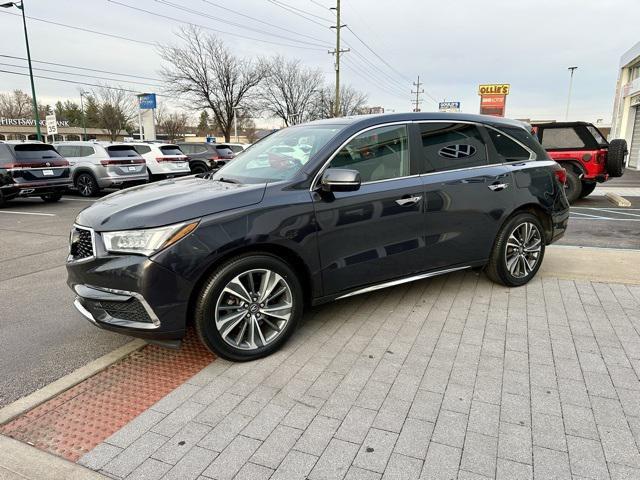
320,168,361,192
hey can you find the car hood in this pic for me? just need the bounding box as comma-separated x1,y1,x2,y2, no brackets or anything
75,176,266,231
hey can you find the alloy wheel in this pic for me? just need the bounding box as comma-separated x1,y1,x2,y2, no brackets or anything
504,222,542,278
214,268,293,350
77,175,93,197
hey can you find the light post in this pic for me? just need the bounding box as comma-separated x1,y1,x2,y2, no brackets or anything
79,89,88,141
565,66,578,121
1,0,41,141
233,107,240,143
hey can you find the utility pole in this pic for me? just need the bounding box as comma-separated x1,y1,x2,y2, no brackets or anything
411,75,424,112
329,0,349,117
565,66,578,120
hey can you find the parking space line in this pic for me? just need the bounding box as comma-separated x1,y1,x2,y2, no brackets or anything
570,216,640,222
585,208,640,218
61,197,97,202
570,211,609,220
0,211,56,217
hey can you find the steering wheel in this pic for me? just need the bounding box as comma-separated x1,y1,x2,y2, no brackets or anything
268,153,302,170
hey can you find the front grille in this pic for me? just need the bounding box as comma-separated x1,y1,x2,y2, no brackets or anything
96,298,153,324
70,227,94,260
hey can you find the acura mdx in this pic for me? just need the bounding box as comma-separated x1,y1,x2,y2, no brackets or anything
67,113,569,361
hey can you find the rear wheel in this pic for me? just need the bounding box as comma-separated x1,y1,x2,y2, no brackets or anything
485,213,546,287
41,193,62,203
564,168,582,203
75,172,99,197
606,139,627,177
190,163,208,175
194,254,303,361
579,182,597,199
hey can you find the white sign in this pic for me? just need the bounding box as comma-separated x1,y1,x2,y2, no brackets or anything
439,101,461,112
45,114,58,135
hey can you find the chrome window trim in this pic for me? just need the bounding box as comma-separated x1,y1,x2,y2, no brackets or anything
309,121,410,191
67,224,96,264
418,162,506,178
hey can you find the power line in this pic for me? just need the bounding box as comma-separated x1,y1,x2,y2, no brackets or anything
152,0,330,48
0,62,163,89
341,60,406,101
344,54,408,99
265,0,332,28
268,0,333,23
0,54,162,82
0,10,156,47
106,0,328,51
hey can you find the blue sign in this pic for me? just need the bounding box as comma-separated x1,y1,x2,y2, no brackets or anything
206,135,216,143
439,101,461,112
138,93,157,109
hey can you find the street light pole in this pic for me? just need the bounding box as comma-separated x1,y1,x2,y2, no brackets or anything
79,90,87,141
565,66,578,121
1,1,41,141
233,107,239,143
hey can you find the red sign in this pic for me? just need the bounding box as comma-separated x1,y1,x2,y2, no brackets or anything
479,94,506,117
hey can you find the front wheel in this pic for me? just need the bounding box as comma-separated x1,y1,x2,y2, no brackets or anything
194,254,303,361
485,213,546,287
75,173,99,197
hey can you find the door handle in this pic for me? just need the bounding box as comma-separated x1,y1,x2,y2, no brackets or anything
395,195,422,206
488,183,509,191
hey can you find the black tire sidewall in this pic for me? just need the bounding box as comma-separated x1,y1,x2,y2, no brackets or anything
579,182,597,199
606,139,627,178
494,213,546,287
564,168,582,203
41,193,62,202
195,254,303,361
75,173,98,197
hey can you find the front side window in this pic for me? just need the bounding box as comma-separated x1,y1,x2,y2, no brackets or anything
420,123,487,172
327,125,410,183
487,128,531,162
540,127,585,149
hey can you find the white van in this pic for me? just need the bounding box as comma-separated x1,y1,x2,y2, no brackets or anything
129,143,191,180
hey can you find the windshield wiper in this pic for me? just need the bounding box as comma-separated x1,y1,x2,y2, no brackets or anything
217,176,240,184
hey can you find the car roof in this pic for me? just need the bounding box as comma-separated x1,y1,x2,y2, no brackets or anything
305,112,531,130
530,121,593,128
128,142,178,147
5,140,47,145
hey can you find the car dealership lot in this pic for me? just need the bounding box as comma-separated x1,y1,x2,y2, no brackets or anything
0,190,638,408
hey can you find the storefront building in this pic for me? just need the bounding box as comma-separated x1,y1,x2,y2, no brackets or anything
611,41,640,169
0,117,126,142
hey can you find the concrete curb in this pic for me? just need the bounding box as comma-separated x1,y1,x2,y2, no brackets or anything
605,192,632,207
0,339,146,426
542,245,640,284
0,435,109,480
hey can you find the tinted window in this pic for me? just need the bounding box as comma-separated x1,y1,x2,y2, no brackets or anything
419,123,487,172
328,125,410,182
586,125,607,145
487,128,531,162
501,126,548,160
159,145,184,156
133,145,151,155
12,144,62,160
56,145,78,157
79,146,95,156
229,145,244,153
107,146,140,158
540,128,585,149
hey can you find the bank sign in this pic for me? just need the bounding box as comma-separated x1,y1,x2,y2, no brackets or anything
138,93,157,109
0,117,70,127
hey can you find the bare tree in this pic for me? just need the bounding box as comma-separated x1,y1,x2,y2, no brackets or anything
158,112,190,142
160,26,266,142
309,85,368,119
0,89,48,118
90,87,137,141
260,56,324,126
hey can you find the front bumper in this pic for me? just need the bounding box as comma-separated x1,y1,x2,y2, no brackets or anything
67,250,193,341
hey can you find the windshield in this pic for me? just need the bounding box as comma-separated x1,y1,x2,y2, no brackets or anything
213,125,341,183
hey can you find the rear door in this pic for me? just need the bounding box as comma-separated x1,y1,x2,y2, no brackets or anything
8,144,70,185
416,122,514,269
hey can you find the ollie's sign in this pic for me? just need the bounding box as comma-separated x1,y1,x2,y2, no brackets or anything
478,84,510,117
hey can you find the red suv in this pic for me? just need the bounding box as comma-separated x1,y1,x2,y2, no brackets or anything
531,122,627,202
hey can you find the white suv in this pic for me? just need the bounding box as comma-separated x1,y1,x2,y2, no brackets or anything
54,141,148,197
129,143,191,180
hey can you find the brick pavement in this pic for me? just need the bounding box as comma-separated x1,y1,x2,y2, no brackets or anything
78,271,640,480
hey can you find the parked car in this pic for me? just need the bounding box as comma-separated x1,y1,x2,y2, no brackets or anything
226,143,250,154
129,143,191,180
0,141,71,205
531,121,627,202
54,141,148,197
67,113,569,361
176,142,235,173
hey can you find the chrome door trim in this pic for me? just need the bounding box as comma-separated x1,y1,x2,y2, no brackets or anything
335,265,471,300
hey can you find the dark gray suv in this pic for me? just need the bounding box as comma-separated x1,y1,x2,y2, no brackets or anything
67,113,569,361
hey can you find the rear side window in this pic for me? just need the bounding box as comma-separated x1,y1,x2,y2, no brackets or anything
586,125,607,146
57,146,95,157
540,128,585,149
133,145,151,155
12,144,62,160
159,145,183,156
486,128,531,162
419,123,487,172
107,146,140,158
501,127,548,160
229,145,244,153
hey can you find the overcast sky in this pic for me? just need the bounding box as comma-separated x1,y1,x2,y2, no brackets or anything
1,0,639,127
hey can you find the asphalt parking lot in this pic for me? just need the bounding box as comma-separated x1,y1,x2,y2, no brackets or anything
0,189,638,408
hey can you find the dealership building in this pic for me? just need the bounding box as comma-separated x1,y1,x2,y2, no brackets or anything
611,41,640,169
0,117,126,142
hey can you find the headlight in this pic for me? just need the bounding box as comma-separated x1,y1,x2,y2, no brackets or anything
102,221,199,256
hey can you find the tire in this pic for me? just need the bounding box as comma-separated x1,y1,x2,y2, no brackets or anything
606,139,627,178
564,168,582,203
41,193,62,203
190,163,208,175
194,254,303,361
75,172,99,197
579,182,597,199
485,212,546,287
